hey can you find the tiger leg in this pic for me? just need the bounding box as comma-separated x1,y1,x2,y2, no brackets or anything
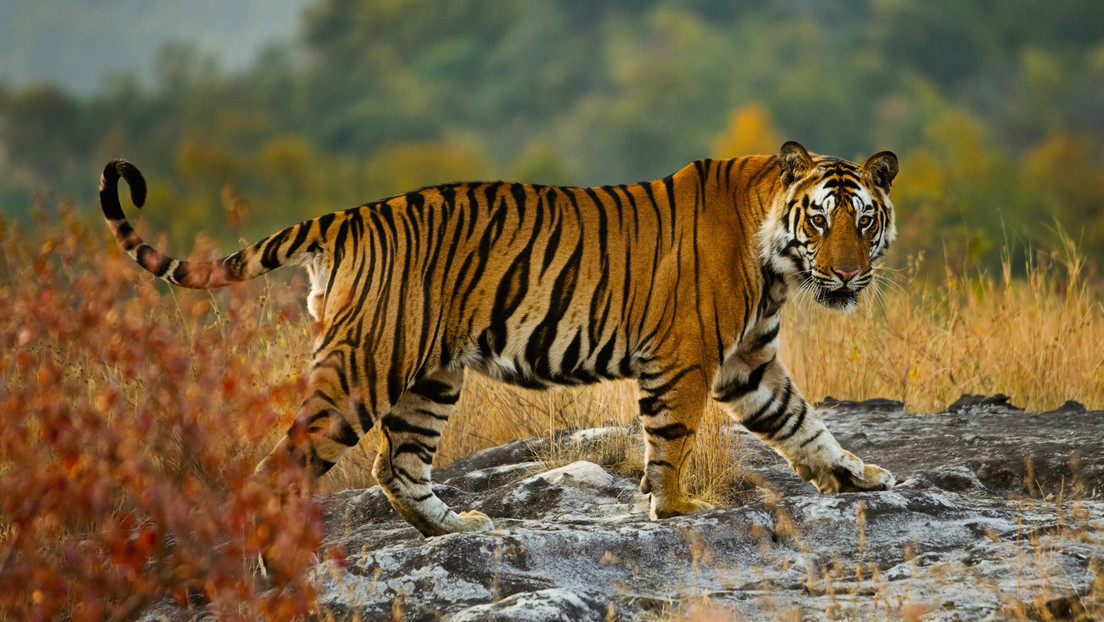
257,347,367,479
712,353,895,492
372,369,493,537
637,365,715,519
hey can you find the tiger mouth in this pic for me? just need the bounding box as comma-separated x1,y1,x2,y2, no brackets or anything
815,286,858,309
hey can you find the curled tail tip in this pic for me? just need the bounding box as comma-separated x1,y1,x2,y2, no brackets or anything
100,159,147,208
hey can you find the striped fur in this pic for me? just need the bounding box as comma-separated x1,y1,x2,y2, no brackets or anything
99,141,898,536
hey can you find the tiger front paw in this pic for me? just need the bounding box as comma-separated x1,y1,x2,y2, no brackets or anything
795,454,896,493
649,495,715,520
448,510,496,534
415,509,495,537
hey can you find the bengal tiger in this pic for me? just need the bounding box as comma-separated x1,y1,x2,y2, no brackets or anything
99,141,898,537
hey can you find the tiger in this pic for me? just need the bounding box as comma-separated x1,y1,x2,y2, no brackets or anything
99,141,898,537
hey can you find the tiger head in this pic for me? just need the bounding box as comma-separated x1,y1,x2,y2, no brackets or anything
761,141,898,311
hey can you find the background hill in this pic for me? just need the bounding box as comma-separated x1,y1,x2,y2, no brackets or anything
0,0,308,93
2,0,1103,277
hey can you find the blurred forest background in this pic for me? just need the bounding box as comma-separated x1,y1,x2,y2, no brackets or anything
2,0,1103,279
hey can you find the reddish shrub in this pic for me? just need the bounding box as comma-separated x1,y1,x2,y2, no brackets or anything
1,207,321,620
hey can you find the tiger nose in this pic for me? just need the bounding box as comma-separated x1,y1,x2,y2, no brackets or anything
833,268,860,283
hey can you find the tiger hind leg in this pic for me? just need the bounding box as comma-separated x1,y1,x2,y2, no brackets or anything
372,369,493,537
637,365,716,519
257,348,367,479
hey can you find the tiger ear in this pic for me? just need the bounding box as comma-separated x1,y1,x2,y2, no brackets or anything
779,141,813,185
863,151,898,191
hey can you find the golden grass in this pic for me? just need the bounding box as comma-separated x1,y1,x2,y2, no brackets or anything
784,242,1103,414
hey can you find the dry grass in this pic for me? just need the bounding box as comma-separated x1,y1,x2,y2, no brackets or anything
1,207,1101,619
784,240,1103,413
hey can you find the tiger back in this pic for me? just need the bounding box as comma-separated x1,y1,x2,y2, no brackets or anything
100,140,898,536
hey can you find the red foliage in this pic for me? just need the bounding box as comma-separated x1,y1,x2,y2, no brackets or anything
0,208,322,620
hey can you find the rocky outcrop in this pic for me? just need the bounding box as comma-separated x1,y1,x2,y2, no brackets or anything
309,396,1104,621
140,396,1103,620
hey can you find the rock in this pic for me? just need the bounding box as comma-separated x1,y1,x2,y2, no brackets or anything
148,396,1104,620
1043,400,1090,416
816,396,905,412
945,393,1025,414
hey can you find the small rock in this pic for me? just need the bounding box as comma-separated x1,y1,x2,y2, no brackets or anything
816,396,905,412
946,393,1025,414
1041,400,1088,416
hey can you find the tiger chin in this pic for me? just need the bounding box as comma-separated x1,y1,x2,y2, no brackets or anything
100,140,898,537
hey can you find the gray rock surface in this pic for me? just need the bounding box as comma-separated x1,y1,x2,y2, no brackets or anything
310,396,1104,621
142,396,1104,620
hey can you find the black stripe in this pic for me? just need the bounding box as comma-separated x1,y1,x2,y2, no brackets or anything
487,236,533,355
539,191,564,277
414,206,446,374
261,227,292,270
640,366,698,401
356,401,374,432
316,212,337,237
391,465,430,486
455,196,500,312
714,356,774,402
799,428,824,448
593,335,618,378
381,414,441,439
561,332,582,375
526,231,582,378
509,183,528,241
309,389,339,408
598,185,623,223
589,291,613,360
774,402,807,441
661,173,677,241
333,418,361,447
137,245,171,277
387,215,413,407
748,323,780,352
644,422,694,441
463,185,479,239
414,407,449,422
743,378,793,436
394,440,436,463
726,157,741,184
306,456,336,478
713,297,725,364
640,182,665,239
113,220,135,246
286,221,313,257
639,394,666,417
410,378,460,405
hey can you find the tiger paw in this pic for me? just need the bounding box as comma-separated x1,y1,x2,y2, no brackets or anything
419,509,495,537
795,457,896,493
451,510,495,533
649,495,715,520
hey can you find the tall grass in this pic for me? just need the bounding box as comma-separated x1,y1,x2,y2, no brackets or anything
784,240,1102,413
1,207,1100,619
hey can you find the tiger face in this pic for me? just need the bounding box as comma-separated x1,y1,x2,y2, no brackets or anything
764,141,898,311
